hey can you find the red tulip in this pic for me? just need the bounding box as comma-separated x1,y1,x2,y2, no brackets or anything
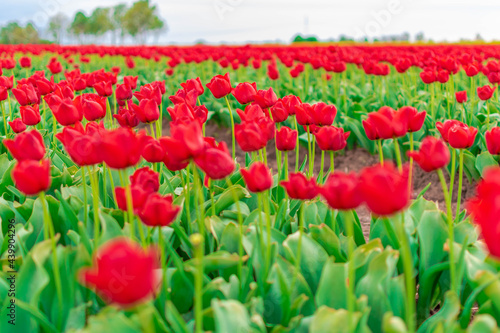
315,126,350,151
134,84,162,105
101,128,142,169
359,163,409,216
138,193,180,227
12,159,51,195
12,84,40,106
0,87,7,101
320,172,363,210
280,172,318,200
399,106,426,133
420,71,436,84
194,140,235,180
20,105,41,126
240,162,273,193
94,81,113,97
4,129,45,161
52,97,84,126
465,64,479,77
232,82,257,105
486,127,500,155
270,99,289,123
114,107,139,128
235,121,269,152
477,85,496,101
437,70,449,83
130,99,159,124
0,76,14,90
407,136,450,172
56,122,104,166
76,94,107,121
276,126,297,151
47,60,63,74
169,88,198,107
362,106,408,140
79,238,159,306
8,118,27,133
130,167,160,193
281,95,302,116
467,167,500,258
253,88,278,109
140,136,165,163
116,84,132,102
456,91,467,104
19,57,31,68
236,104,267,123
436,120,477,149
181,77,204,96
124,76,138,90
206,73,231,99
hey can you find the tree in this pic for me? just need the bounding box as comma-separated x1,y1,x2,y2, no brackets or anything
0,22,40,44
122,0,166,44
88,7,114,37
48,13,69,44
69,11,90,43
111,4,128,44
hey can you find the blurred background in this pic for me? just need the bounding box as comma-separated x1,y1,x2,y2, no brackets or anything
0,0,498,45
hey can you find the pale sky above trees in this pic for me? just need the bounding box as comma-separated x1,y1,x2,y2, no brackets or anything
1,0,499,44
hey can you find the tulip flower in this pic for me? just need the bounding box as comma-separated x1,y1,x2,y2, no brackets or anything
253,88,278,109
101,127,143,169
140,136,165,163
235,121,269,152
52,97,84,126
477,85,496,101
206,73,231,99
4,129,45,161
276,126,297,152
456,91,467,103
79,238,160,306
436,120,477,149
240,162,273,193
467,167,500,258
280,172,318,200
20,105,41,126
486,127,500,155
8,118,27,133
19,57,31,68
114,106,140,128
138,193,180,227
47,60,63,74
320,172,362,211
181,77,204,96
94,81,113,97
12,84,40,106
116,83,133,102
12,159,51,195
169,88,198,107
194,140,235,180
315,126,350,152
124,76,138,90
130,99,159,124
232,82,257,105
407,136,450,172
359,163,409,216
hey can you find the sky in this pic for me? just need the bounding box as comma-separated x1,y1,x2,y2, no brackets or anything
1,0,500,44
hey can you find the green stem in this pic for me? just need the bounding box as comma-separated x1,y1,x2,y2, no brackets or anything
319,150,325,183
284,151,289,180
39,192,63,321
225,177,244,282
82,167,88,227
224,96,236,160
343,210,356,332
1,102,7,135
306,126,312,177
294,116,300,172
89,166,100,247
437,169,457,295
449,148,456,206
455,149,464,220
408,133,414,195
191,233,204,333
378,139,384,165
395,212,416,333
393,137,402,171
183,168,192,235
262,191,273,276
329,151,334,175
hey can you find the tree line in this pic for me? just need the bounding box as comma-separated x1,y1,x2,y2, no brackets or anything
0,0,166,45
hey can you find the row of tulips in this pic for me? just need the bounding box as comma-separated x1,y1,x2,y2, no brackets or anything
1,45,500,333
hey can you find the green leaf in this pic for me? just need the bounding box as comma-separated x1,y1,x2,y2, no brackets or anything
475,151,498,177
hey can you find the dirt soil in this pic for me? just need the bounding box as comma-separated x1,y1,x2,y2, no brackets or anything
165,122,476,238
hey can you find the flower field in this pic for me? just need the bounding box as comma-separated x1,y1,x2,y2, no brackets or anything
2,43,500,332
